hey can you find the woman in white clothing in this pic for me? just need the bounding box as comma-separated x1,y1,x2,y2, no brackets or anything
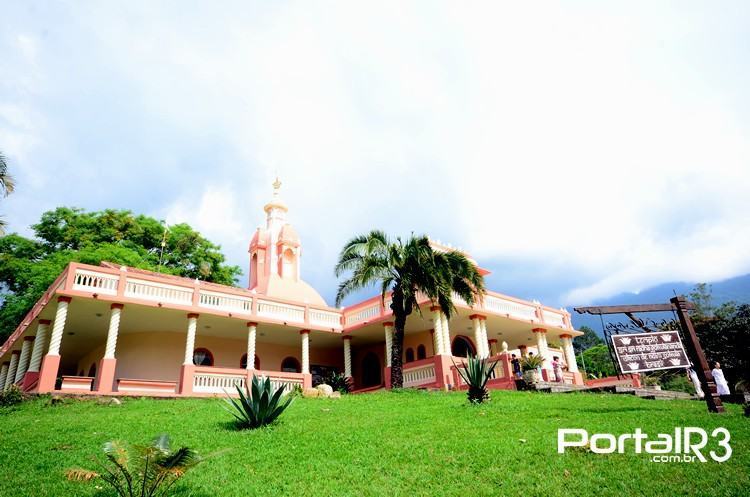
711,362,731,395
687,367,704,398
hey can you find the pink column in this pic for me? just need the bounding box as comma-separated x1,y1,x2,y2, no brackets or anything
38,296,72,393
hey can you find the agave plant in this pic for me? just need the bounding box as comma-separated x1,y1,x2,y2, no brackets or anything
66,434,199,497
454,355,499,404
224,375,294,429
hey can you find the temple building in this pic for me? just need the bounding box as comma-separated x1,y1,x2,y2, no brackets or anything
0,180,583,396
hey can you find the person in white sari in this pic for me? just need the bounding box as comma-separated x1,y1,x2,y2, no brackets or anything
711,362,730,395
687,367,704,398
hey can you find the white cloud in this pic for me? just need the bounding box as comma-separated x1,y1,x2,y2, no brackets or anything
1,1,749,304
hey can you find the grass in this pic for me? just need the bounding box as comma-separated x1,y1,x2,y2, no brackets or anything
0,390,748,496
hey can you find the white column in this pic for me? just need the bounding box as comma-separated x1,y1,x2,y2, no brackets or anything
480,319,490,358
343,337,352,378
471,316,483,359
384,323,394,367
0,363,8,391
246,322,257,370
561,335,578,373
47,298,71,356
441,313,451,356
534,328,549,371
183,314,198,365
431,308,445,355
4,352,19,390
14,338,33,383
301,330,310,374
27,321,50,374
104,305,123,359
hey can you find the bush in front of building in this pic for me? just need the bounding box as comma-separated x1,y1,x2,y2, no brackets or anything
0,384,25,407
224,375,294,429
324,372,352,394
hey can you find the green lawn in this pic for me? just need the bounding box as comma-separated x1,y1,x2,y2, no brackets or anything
1,390,748,496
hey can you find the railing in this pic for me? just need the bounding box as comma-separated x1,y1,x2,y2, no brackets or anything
403,362,436,388
308,308,342,328
125,278,193,305
193,370,247,394
256,299,305,323
542,310,566,328
193,368,305,394
344,303,381,326
483,294,538,321
72,269,118,295
199,290,252,314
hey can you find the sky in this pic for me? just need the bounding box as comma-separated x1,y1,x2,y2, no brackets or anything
1,1,749,309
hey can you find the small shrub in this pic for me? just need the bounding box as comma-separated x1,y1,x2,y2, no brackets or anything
0,384,25,407
224,375,293,429
661,374,695,394
520,355,544,372
324,372,352,394
454,356,499,404
66,434,199,497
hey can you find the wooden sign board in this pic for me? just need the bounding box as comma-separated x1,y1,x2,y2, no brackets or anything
611,331,689,373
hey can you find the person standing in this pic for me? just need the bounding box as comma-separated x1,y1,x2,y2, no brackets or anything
687,366,704,399
511,354,522,379
711,362,731,396
552,356,564,383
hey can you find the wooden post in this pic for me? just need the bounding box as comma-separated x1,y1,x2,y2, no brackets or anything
670,296,724,413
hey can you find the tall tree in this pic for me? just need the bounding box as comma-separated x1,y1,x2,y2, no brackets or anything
572,325,603,354
0,207,241,342
0,151,15,235
335,231,485,388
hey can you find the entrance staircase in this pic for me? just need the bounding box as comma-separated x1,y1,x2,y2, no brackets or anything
530,381,695,400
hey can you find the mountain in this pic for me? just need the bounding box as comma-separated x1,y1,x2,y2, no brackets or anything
570,273,750,334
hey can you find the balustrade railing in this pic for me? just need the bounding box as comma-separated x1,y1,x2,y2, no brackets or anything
542,310,566,328
125,278,193,305
308,308,342,328
403,362,436,388
198,290,252,314
256,299,306,323
193,371,247,394
483,294,538,321
72,269,119,295
344,303,381,326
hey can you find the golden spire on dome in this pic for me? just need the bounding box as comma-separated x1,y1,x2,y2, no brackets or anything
264,175,288,213
273,176,281,192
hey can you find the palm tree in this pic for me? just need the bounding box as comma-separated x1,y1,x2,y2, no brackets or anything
335,231,485,388
0,151,14,235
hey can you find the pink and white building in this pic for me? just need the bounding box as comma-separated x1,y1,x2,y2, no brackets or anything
0,181,583,397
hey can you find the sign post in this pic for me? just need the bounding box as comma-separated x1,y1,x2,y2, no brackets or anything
575,297,724,414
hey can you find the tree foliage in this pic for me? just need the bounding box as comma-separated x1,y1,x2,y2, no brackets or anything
334,231,485,388
0,207,241,342
694,303,750,389
572,325,603,354
576,344,616,379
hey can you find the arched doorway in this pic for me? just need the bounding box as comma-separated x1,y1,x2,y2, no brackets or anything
451,336,476,358
280,356,301,373
361,352,381,388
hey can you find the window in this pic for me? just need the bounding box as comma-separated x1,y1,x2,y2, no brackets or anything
417,344,426,360
240,354,260,369
405,348,415,363
193,348,214,366
280,356,301,373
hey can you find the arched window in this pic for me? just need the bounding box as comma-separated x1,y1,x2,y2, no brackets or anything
193,348,214,366
88,363,97,378
281,249,295,279
451,336,476,358
280,356,301,373
240,354,260,369
417,344,426,360
405,348,415,363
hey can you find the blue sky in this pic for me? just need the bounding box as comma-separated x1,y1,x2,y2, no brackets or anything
1,2,749,308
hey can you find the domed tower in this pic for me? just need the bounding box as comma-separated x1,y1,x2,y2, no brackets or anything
248,179,327,306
